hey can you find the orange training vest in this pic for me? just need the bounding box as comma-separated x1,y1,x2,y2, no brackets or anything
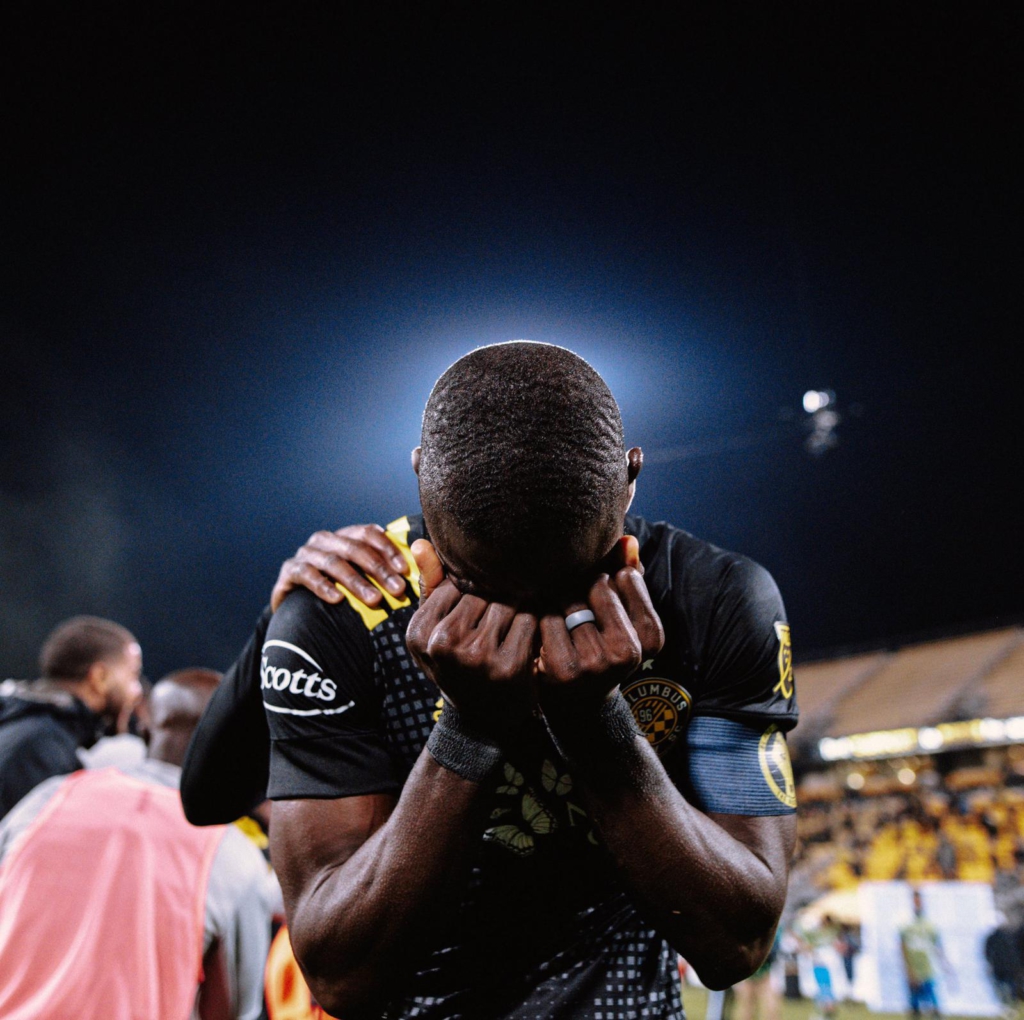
0,768,224,1020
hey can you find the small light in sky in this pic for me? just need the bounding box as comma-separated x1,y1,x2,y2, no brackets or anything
803,389,833,413
897,767,916,786
846,772,865,790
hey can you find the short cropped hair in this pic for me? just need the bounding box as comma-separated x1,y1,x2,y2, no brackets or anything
149,668,221,730
39,616,136,683
419,341,627,580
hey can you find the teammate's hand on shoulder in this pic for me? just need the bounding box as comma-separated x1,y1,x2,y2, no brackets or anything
270,524,410,612
406,546,538,739
537,536,664,716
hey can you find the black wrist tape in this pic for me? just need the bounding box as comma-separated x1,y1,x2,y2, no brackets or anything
543,689,642,761
426,701,504,783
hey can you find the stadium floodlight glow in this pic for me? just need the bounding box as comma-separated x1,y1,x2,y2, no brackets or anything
846,772,865,790
819,736,854,761
897,768,916,786
1006,717,1024,740
802,389,833,413
979,718,1007,742
818,715,1024,762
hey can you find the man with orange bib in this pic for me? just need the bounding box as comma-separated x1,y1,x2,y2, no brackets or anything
0,668,272,1020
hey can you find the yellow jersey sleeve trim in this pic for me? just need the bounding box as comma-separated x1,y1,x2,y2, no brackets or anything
233,815,270,851
385,515,422,599
331,516,422,631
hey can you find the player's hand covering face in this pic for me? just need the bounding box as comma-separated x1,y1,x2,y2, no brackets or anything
407,537,665,734
537,535,665,712
406,542,539,740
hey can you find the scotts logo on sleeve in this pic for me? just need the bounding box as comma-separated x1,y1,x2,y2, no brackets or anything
260,639,355,717
621,677,692,752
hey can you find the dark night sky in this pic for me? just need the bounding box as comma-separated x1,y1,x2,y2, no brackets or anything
2,5,1021,681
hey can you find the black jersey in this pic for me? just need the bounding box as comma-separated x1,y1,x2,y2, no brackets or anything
261,514,798,1020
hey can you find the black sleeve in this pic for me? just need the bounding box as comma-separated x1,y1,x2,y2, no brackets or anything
262,587,401,800
0,723,81,819
181,606,273,825
681,555,798,815
694,556,797,730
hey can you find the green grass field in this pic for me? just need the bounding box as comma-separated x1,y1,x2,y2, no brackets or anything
679,986,1020,1020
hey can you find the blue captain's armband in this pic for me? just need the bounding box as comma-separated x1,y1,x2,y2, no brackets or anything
685,716,797,815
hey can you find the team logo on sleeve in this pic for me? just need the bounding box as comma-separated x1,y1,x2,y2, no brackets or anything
260,639,355,717
758,725,797,809
621,678,692,751
772,622,794,699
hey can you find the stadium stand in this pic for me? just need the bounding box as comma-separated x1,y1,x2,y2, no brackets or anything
788,652,891,755
976,635,1024,720
793,626,1024,748
788,624,1024,917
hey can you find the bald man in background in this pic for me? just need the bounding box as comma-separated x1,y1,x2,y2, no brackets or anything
0,668,272,1020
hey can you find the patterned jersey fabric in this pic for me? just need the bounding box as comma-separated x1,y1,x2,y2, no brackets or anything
262,514,798,1019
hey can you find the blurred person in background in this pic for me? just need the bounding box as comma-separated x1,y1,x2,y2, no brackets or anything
795,914,839,1020
0,668,272,1020
0,615,143,817
983,909,1024,1011
835,922,860,997
900,889,953,1018
733,927,783,1020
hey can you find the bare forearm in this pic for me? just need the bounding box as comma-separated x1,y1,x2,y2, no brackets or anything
275,754,489,1016
545,698,789,988
584,757,782,986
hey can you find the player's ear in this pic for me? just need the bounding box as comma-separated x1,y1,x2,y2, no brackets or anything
625,446,643,513
84,660,107,696
411,446,421,475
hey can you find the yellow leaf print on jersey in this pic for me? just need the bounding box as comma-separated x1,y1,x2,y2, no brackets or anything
521,791,555,834
540,758,572,796
497,762,524,796
483,790,557,856
484,824,536,856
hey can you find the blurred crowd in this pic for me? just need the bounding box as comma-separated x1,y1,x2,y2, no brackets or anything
793,764,1024,907
780,759,1024,1017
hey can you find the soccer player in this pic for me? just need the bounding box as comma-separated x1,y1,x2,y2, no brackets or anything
184,340,799,1020
900,890,952,1017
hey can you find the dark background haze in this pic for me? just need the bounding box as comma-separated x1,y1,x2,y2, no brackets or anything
2,6,1020,680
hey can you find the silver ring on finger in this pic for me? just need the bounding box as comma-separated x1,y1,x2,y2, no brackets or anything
564,609,597,633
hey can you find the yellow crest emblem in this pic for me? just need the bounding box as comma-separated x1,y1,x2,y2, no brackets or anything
773,622,793,700
621,678,692,751
759,725,797,809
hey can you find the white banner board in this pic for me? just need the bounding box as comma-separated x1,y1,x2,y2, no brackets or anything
857,881,1001,1016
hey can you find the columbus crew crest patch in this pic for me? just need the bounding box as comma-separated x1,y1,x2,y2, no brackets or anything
621,678,692,751
759,724,797,809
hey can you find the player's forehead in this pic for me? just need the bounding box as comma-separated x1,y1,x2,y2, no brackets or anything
432,533,593,611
